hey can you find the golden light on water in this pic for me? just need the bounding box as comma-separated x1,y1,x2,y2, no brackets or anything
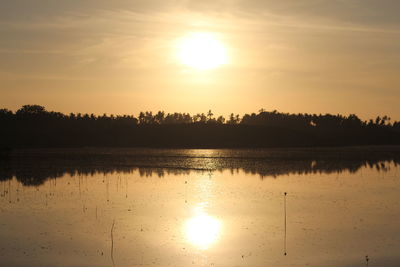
177,33,228,70
185,206,222,249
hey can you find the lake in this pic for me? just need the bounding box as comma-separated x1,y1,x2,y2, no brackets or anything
1,147,399,266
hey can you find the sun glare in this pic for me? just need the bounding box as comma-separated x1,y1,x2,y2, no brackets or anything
185,203,221,249
185,210,221,249
178,33,228,70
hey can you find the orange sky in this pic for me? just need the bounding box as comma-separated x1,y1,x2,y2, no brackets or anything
1,1,400,120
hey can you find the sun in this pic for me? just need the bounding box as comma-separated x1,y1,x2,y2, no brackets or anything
177,33,228,70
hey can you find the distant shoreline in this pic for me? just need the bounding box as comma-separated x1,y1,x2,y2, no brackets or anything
6,145,400,158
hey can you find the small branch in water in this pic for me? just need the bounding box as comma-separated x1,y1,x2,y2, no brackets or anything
284,192,287,256
111,219,115,267
366,255,369,267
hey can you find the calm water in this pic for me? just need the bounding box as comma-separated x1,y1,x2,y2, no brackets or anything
0,148,400,267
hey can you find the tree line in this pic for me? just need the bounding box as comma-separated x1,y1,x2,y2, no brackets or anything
1,104,398,128
0,105,399,148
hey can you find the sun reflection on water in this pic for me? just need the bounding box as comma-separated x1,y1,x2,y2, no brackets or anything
184,204,222,250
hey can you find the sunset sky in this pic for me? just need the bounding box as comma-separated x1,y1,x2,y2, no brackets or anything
1,0,400,120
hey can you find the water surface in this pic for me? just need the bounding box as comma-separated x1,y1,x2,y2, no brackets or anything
1,147,399,266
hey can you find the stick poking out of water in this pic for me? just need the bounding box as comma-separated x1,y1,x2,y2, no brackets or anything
284,192,287,256
111,219,115,267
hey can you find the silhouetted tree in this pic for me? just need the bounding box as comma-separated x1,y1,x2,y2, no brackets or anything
207,110,214,122
155,111,165,124
16,105,46,118
217,115,225,124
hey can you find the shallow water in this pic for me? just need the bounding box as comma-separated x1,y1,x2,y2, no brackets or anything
0,148,400,267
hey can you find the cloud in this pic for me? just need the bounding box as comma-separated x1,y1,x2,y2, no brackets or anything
184,0,400,27
1,0,400,113
1,0,400,26
0,0,174,21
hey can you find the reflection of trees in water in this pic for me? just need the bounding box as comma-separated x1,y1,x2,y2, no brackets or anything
0,160,194,186
240,159,397,178
0,149,399,186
